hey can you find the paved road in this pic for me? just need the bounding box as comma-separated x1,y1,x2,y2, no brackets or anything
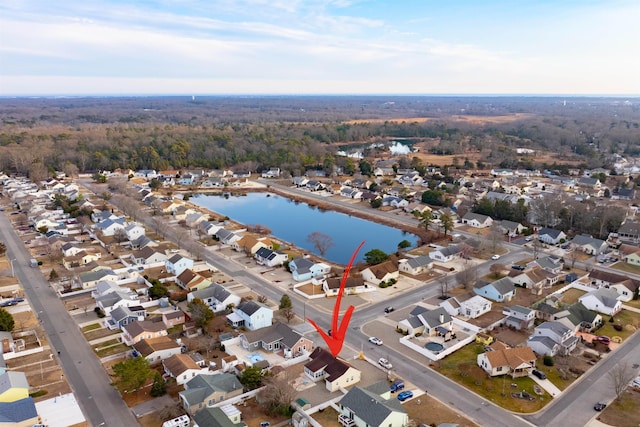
0,211,138,427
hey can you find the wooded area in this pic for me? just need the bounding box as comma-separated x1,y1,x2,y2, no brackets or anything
0,96,639,177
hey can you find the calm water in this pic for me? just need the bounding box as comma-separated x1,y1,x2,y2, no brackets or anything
191,192,418,264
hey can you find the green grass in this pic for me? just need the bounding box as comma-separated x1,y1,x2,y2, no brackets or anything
82,323,102,332
596,309,640,340
96,343,129,358
624,298,640,309
434,343,550,413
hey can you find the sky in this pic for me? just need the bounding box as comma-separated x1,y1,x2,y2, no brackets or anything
1,0,639,96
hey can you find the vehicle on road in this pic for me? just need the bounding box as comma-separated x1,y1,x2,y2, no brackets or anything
594,402,606,411
378,358,392,370
384,306,395,313
260,423,270,427
390,380,405,392
532,369,547,380
491,254,501,260
525,236,533,241
397,390,414,401
368,337,383,346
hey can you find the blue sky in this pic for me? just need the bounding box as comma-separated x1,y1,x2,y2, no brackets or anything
1,0,639,95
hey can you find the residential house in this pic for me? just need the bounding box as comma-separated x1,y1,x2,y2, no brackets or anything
228,301,273,330
192,405,246,427
373,167,396,177
162,310,186,329
477,345,536,378
457,295,492,319
578,288,622,315
360,260,399,285
94,217,126,237
398,170,423,186
617,220,640,242
254,247,288,267
611,279,640,302
78,268,118,289
289,257,331,282
404,202,432,215
188,284,241,313
338,382,408,427
133,336,182,366
179,373,244,415
438,297,462,317
0,397,39,426
292,176,309,187
499,220,526,237
163,354,210,386
232,235,271,255
462,212,493,228
185,212,208,228
503,305,536,330
130,246,168,265
322,277,367,297
105,305,146,330
528,321,579,356
239,322,312,358
124,223,146,242
577,177,601,189
398,256,432,276
473,278,516,302
587,269,640,301
571,234,608,255
176,269,212,291
397,306,454,338
619,243,640,266
199,221,223,237
537,228,567,245
428,244,461,262
0,371,29,402
509,266,548,295
63,249,102,269
553,302,603,333
261,167,281,178
216,228,243,246
340,187,363,200
121,320,168,346
381,196,408,209
304,347,361,392
61,242,82,257
532,255,564,275
165,254,194,277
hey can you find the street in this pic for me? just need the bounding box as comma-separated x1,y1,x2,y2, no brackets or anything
0,211,139,427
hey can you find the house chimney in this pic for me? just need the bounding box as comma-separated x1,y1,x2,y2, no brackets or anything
2,338,9,353
439,313,444,323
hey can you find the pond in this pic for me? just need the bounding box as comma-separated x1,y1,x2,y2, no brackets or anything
191,192,419,264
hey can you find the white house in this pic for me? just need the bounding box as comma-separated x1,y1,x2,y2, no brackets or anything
124,223,146,242
398,256,432,276
528,321,579,356
458,295,492,319
503,305,536,330
165,254,194,277
254,247,288,267
188,284,241,313
360,261,399,285
227,300,273,331
477,345,536,378
338,382,408,427
462,212,494,228
578,288,622,316
428,244,461,262
537,228,567,245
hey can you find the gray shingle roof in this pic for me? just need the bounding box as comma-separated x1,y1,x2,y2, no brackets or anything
340,386,405,426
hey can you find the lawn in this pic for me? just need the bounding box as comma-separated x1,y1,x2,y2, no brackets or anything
95,342,129,358
559,288,586,305
611,262,640,275
596,309,640,340
433,343,550,413
598,388,640,427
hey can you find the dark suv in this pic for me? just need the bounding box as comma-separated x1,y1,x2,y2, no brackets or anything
384,306,395,313
532,369,547,380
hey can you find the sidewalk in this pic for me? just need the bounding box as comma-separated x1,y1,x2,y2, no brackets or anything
529,374,562,398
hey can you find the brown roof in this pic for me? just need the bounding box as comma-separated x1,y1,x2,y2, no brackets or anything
618,243,640,257
589,269,629,284
163,353,200,376
163,310,184,320
526,266,547,284
367,260,397,279
177,269,198,285
133,336,180,357
325,277,364,290
305,347,353,382
123,320,167,338
485,347,536,370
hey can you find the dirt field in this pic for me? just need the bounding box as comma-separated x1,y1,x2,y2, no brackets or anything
404,394,480,427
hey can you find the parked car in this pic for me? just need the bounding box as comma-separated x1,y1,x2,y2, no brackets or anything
378,358,392,370
368,337,383,346
397,390,414,401
525,236,533,241
532,369,547,380
491,254,500,260
260,422,271,427
511,264,525,271
384,306,395,313
595,336,611,345
390,380,405,392
594,402,606,411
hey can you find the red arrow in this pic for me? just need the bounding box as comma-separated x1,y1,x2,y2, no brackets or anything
307,241,365,357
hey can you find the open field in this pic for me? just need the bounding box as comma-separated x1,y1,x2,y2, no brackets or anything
344,113,534,125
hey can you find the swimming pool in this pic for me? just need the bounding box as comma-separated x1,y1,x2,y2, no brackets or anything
424,342,445,352
247,352,265,364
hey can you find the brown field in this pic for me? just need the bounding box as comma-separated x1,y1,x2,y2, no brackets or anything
344,113,534,125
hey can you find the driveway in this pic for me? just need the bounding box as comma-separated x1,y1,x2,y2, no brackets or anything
529,374,562,398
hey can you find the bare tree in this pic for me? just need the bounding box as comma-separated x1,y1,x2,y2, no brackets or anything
490,263,505,279
257,295,268,304
456,264,477,290
283,308,295,324
113,228,128,244
609,361,635,400
63,161,79,179
567,243,580,268
256,370,296,415
307,232,334,257
488,223,504,253
439,274,450,298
